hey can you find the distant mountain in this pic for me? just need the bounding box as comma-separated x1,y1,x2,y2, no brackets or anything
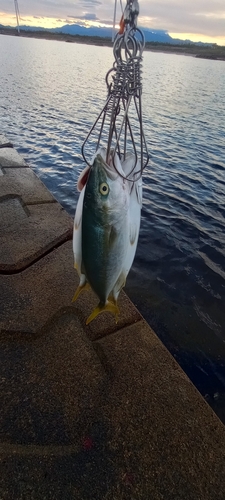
51,24,177,43
19,23,179,44
2,23,213,46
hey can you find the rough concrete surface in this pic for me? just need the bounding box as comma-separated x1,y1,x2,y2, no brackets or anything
0,241,141,339
0,199,73,271
0,147,27,167
1,318,225,499
0,134,13,148
1,140,225,499
0,167,55,204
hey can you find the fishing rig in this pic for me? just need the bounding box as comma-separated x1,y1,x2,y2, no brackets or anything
81,0,149,180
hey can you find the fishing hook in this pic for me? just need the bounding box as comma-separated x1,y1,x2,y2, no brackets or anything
81,0,149,181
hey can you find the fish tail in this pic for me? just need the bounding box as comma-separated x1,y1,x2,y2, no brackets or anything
86,300,120,325
72,275,90,302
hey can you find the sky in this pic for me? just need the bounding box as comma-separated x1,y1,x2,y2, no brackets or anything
0,0,225,46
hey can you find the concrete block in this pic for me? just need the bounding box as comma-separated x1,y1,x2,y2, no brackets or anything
0,319,225,499
94,321,225,499
0,314,105,446
1,145,225,499
0,198,73,271
0,241,141,339
0,147,27,167
0,134,13,148
0,167,55,204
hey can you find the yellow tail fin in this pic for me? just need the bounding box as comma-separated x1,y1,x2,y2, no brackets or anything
72,282,90,302
86,301,120,325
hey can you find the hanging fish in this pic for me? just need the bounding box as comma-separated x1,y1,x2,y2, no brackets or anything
72,147,142,324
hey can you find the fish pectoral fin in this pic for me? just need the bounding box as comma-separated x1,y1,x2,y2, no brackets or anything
135,180,142,206
72,274,90,302
86,300,120,325
129,222,138,245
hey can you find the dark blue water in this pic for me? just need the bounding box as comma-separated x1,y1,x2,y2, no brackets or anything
1,35,225,422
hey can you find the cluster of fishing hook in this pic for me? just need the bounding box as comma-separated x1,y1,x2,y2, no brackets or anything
81,0,149,181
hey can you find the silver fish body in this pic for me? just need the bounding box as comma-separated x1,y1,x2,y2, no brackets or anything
73,148,142,323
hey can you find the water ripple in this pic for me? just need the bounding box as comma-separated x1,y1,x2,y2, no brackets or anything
1,36,225,418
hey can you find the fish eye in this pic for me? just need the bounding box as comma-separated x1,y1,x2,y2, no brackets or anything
99,182,109,195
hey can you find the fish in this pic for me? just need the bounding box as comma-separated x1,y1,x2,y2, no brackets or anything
72,147,142,324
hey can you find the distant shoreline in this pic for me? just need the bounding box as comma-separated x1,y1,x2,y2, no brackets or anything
1,27,225,61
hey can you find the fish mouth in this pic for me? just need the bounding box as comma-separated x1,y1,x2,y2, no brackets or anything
94,149,125,181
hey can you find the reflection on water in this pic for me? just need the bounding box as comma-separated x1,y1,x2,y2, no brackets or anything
0,35,225,422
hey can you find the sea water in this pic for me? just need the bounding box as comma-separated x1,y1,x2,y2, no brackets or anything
0,35,225,422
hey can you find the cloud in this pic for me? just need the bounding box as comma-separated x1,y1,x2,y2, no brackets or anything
82,13,98,20
0,0,224,42
95,18,114,26
68,13,99,21
79,0,102,4
65,18,87,25
138,0,225,36
65,18,77,24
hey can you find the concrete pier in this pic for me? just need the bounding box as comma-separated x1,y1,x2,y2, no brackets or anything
1,135,225,499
